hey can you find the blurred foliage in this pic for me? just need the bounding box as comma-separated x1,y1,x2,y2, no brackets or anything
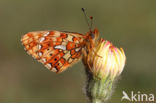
0,0,156,103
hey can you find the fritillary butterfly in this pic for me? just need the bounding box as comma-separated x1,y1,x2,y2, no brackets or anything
21,9,99,73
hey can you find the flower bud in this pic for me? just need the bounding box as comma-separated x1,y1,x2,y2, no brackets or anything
84,39,126,103
87,39,126,80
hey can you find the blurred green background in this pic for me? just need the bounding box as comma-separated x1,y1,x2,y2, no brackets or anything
0,0,156,103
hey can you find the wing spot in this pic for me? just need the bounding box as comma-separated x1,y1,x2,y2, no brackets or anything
44,32,49,36
75,48,81,52
47,63,52,68
54,45,66,50
45,63,51,69
68,58,73,63
38,45,42,49
42,58,46,63
67,42,75,50
38,52,42,56
54,31,61,37
39,37,45,43
51,68,57,72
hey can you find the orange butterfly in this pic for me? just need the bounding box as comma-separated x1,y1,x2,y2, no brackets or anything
21,8,99,73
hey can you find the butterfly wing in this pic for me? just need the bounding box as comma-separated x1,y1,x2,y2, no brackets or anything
21,30,86,73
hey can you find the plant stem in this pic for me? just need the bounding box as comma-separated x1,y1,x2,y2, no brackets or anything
83,59,113,103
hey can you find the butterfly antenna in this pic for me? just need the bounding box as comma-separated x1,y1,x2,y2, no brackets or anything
81,8,92,31
90,16,93,31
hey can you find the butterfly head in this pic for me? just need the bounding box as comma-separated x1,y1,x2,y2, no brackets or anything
81,8,99,41
89,28,99,41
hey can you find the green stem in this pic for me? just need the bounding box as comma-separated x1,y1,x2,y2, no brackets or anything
84,60,113,103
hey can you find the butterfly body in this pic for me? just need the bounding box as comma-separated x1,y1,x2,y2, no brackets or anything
21,29,99,73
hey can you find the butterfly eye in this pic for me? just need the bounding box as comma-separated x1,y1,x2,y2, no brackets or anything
90,33,95,39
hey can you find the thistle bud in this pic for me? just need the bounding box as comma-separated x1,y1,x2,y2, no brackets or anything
88,39,126,80
84,39,126,103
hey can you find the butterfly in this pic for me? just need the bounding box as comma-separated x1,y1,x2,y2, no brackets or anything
21,8,99,73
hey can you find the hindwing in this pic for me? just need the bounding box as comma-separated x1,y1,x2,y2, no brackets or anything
21,30,86,73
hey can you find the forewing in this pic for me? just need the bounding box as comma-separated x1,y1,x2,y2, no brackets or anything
21,30,85,73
